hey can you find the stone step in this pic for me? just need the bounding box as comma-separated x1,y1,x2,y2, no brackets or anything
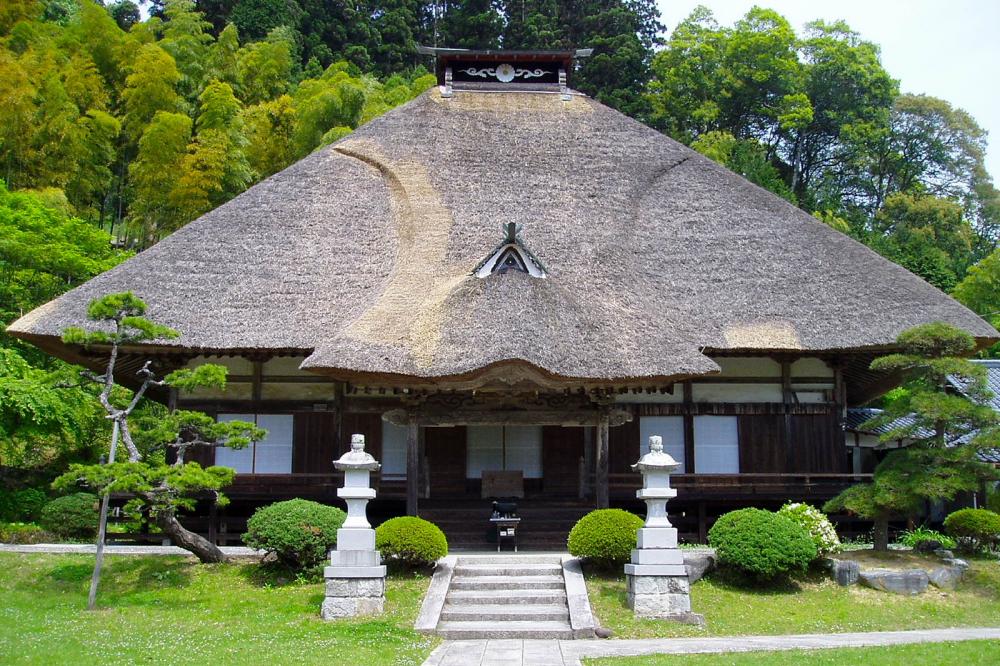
445,589,567,605
454,555,564,565
448,575,565,590
453,563,563,577
439,603,570,622
435,620,575,640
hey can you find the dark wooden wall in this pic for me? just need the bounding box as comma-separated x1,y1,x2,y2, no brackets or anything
542,426,584,495
340,412,382,462
292,412,338,473
608,417,640,475
739,412,846,474
424,426,467,496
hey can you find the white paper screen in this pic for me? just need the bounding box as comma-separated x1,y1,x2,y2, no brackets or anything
638,416,685,472
215,413,255,473
693,416,739,473
254,414,293,473
503,426,543,479
381,421,407,475
466,425,503,479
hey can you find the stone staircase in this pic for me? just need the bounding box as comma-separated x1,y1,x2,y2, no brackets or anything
435,555,576,639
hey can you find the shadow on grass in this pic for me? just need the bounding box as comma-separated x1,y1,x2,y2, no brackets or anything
25,556,198,608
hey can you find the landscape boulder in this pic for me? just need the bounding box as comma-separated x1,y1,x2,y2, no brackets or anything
859,569,929,595
825,558,861,586
683,550,717,584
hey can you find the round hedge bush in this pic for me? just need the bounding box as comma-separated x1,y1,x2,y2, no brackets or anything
0,488,48,522
777,502,840,556
375,516,448,566
243,499,346,570
39,493,98,539
708,508,816,580
943,508,1000,553
567,509,644,567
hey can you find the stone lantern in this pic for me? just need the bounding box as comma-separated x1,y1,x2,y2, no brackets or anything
625,435,698,621
321,434,387,619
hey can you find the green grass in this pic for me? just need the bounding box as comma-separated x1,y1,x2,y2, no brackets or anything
586,556,1000,639
0,553,436,665
584,640,1000,665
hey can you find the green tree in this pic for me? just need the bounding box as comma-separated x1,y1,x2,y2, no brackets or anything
160,0,214,104
121,43,183,140
438,0,502,49
291,63,365,157
168,80,252,225
235,27,294,105
55,293,262,583
229,0,303,42
953,248,1000,357
128,111,193,244
691,130,794,202
872,193,975,291
825,323,1000,550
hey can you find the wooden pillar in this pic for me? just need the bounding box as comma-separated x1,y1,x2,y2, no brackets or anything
683,381,694,473
208,502,218,546
596,415,609,509
406,421,419,516
697,501,707,544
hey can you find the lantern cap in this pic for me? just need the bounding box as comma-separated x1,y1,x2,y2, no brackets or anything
334,434,381,471
631,435,680,472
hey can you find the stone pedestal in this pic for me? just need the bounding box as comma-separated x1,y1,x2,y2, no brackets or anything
322,434,387,619
625,436,701,623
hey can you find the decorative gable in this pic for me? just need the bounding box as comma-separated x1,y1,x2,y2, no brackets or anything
474,222,547,279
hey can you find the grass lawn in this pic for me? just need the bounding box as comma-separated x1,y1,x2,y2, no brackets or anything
586,554,1000,639
583,640,1000,665
0,553,436,665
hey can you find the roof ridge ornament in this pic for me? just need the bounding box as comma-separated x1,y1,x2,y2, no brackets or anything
474,222,547,279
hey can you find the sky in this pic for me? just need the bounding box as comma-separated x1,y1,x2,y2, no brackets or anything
656,0,1000,181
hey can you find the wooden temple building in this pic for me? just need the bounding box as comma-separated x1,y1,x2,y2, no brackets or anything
9,49,998,547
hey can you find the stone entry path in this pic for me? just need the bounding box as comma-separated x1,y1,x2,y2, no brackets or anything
422,627,1000,666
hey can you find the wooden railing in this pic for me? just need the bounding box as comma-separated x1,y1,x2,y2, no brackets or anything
604,472,872,498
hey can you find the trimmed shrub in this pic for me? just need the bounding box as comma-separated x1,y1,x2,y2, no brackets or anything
777,502,841,556
0,522,52,544
708,508,816,580
943,508,1000,553
375,516,448,566
243,499,346,570
898,525,957,550
39,493,99,539
567,509,644,567
0,488,48,522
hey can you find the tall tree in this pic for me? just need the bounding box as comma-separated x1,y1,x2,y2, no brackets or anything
825,323,1000,550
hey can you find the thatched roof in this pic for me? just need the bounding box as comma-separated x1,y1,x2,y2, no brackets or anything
8,86,998,388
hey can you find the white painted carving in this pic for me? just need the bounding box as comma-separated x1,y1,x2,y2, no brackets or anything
460,66,550,83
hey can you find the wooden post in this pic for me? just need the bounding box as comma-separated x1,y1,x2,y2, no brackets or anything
683,381,694,473
596,415,609,509
406,420,419,516
697,501,707,544
208,502,218,546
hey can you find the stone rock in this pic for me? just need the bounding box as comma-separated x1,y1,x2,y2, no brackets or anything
628,591,692,616
914,540,943,553
594,627,614,639
943,557,969,570
683,552,716,584
859,569,929,595
928,565,965,590
827,559,861,586
321,595,384,619
325,577,385,598
934,549,955,560
627,574,690,596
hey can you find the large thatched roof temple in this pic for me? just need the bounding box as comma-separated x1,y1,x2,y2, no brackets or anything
10,49,998,546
